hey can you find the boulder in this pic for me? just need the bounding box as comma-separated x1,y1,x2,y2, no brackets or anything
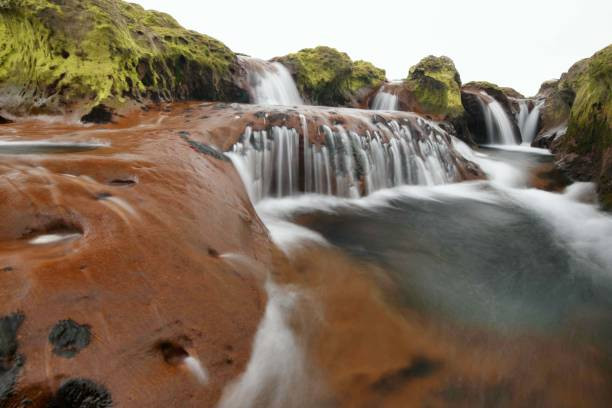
402,55,464,121
461,81,521,144
550,45,612,210
0,0,248,116
274,46,385,106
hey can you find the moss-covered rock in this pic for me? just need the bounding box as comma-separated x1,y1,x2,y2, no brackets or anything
403,55,464,120
274,46,385,106
0,0,246,116
551,44,612,210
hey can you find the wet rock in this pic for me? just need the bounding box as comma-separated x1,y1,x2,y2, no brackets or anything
372,356,441,392
546,45,612,209
180,134,229,162
47,379,112,408
0,312,25,403
48,319,92,358
81,105,114,124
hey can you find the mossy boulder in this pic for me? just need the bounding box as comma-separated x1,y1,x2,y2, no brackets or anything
0,0,247,116
274,46,385,106
535,58,589,142
551,44,612,210
402,55,464,120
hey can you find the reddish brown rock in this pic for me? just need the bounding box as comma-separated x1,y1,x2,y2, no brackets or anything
0,104,289,407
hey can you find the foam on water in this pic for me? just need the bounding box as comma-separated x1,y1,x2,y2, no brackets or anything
218,282,319,408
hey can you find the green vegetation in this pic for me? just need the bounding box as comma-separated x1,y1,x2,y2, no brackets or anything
275,46,385,106
0,0,242,114
553,45,612,209
404,55,464,119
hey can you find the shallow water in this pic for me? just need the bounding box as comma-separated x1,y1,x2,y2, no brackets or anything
242,146,612,407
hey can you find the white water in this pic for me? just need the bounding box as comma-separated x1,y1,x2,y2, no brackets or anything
477,92,517,145
240,57,303,106
29,233,81,245
521,100,544,143
183,356,209,384
371,86,399,110
217,282,319,408
228,117,463,202
221,136,612,407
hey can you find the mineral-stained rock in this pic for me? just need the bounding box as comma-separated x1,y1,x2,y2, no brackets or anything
0,104,282,407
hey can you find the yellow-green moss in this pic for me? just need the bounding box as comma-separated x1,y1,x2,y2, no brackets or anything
555,44,612,209
275,46,385,106
0,0,241,114
348,60,385,94
405,55,464,119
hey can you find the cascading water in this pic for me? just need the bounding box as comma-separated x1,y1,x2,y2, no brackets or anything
478,92,518,144
521,100,544,143
240,57,303,105
371,85,399,110
227,115,464,202
517,100,528,132
515,99,544,144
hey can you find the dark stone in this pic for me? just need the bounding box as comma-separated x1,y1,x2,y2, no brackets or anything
371,356,441,392
0,312,25,403
1,266,13,273
47,379,112,408
179,134,229,162
108,179,136,187
156,341,188,365
94,192,112,200
0,115,12,124
81,105,113,124
48,319,91,358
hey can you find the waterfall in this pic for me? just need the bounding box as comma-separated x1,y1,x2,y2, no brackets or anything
517,101,528,133
227,116,463,202
478,92,517,144
515,99,543,144
371,83,399,110
521,100,543,144
240,57,303,106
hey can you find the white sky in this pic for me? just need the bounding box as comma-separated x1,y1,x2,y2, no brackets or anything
131,0,611,96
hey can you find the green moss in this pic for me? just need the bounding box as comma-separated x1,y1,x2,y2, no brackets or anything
348,60,385,94
562,45,612,155
0,0,240,114
405,55,464,119
275,46,385,106
555,44,612,209
464,81,502,92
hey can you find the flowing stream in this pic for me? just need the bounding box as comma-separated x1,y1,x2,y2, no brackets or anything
239,57,303,105
222,129,612,406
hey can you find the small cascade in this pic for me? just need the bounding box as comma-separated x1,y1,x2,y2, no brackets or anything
478,92,517,144
371,82,402,110
517,100,528,133
228,115,465,202
371,87,398,111
521,100,543,144
515,99,543,144
240,57,303,106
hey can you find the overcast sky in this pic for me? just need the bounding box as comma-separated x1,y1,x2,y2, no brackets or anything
131,0,611,96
